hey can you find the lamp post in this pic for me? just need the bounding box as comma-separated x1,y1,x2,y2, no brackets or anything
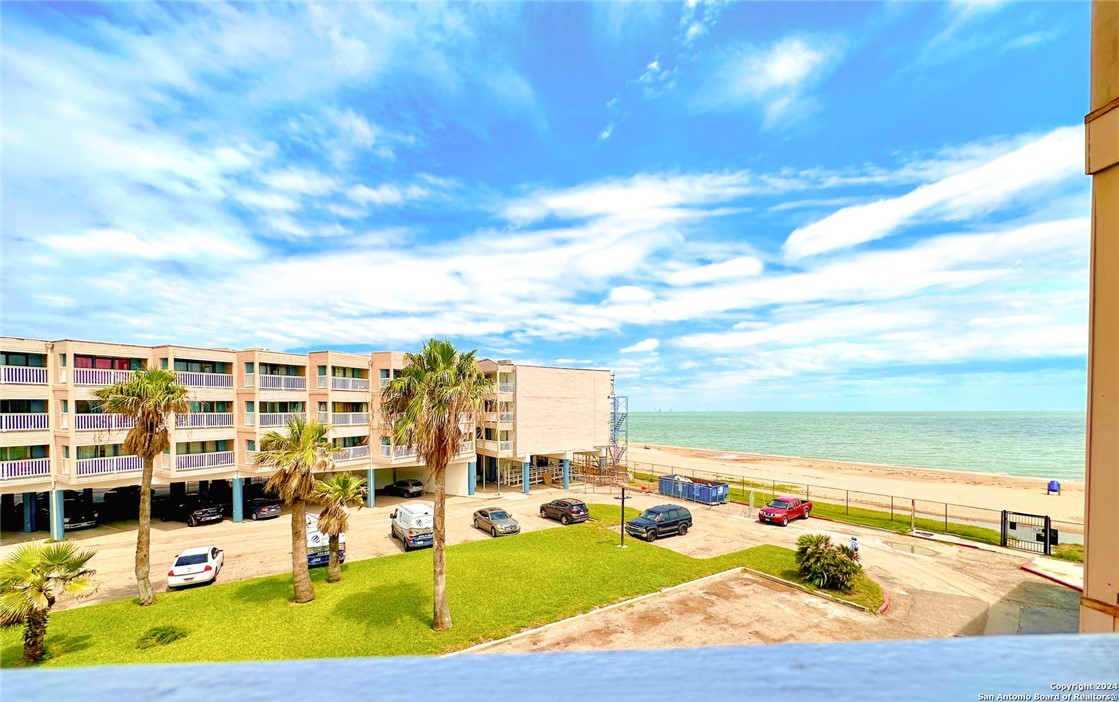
619,485,626,548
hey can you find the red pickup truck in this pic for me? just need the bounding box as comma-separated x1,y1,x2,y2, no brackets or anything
758,496,812,526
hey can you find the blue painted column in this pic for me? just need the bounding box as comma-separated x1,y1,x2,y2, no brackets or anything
232,477,244,523
22,492,37,533
522,457,531,494
562,458,570,490
49,489,65,541
467,461,476,496
365,468,375,507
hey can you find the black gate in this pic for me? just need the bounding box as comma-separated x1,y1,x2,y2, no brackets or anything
1001,510,1055,556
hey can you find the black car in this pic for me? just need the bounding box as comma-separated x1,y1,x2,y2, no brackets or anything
539,498,589,525
624,504,692,542
245,497,281,520
36,497,99,531
384,479,424,498
157,495,223,527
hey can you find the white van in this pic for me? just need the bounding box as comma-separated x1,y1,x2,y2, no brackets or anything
305,514,345,567
390,502,434,551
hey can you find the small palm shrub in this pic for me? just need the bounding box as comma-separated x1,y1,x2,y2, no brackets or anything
136,625,188,649
795,533,862,592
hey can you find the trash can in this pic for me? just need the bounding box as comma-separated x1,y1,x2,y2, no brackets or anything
1047,480,1061,495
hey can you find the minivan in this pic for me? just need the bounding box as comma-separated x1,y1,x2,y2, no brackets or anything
390,502,434,551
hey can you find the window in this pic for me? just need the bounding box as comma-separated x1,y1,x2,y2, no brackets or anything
319,366,327,377
161,358,168,369
59,354,67,367
61,400,68,414
245,362,255,374
319,402,327,412
247,440,256,452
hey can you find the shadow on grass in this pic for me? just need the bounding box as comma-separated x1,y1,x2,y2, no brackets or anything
334,581,429,629
48,632,93,660
229,574,294,605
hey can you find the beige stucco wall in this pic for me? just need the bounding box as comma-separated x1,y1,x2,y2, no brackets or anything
1081,0,1119,633
513,366,612,457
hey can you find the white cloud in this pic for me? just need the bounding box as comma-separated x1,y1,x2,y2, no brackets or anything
783,126,1084,260
665,256,764,286
347,183,430,206
259,167,338,196
621,338,660,354
326,203,368,219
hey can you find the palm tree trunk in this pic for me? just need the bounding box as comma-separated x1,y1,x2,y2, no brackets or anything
22,607,49,663
136,455,156,606
432,461,451,631
327,534,341,583
290,499,315,603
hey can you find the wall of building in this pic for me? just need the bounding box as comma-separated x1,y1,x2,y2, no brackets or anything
513,366,612,458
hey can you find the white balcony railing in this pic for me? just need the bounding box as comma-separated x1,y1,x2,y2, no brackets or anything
0,458,51,480
245,412,255,427
499,412,514,422
331,412,368,426
175,412,234,429
178,371,233,389
73,368,136,386
75,454,143,476
259,412,305,428
1,366,48,384
484,412,497,423
337,445,371,462
479,440,497,451
457,441,474,455
379,377,391,388
75,414,136,431
0,413,49,431
499,441,513,451
499,382,515,393
244,372,254,388
332,377,370,391
175,450,235,471
258,375,306,391
318,411,329,423
379,445,416,458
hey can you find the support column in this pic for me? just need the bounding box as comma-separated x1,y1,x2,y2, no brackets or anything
49,490,65,541
522,457,531,495
22,492,37,533
562,458,570,490
232,477,244,523
468,461,476,496
82,488,94,505
366,468,376,508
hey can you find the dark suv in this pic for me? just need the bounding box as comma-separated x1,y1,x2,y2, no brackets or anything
539,498,589,525
384,479,424,498
625,504,692,542
157,495,223,527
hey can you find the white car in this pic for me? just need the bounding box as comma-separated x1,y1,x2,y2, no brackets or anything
167,546,224,589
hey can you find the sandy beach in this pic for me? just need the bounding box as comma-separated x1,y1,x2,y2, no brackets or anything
628,444,1085,526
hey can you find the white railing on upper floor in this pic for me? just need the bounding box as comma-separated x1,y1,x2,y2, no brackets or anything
336,445,371,462
331,412,368,426
0,414,49,431
260,412,305,428
332,377,370,391
75,414,136,431
177,371,234,389
75,454,143,476
499,382,515,393
175,412,235,429
175,451,235,471
1,366,48,384
0,458,50,480
499,441,513,451
259,375,306,391
73,368,135,386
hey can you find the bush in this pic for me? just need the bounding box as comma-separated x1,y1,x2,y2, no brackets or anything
795,534,862,592
136,625,188,650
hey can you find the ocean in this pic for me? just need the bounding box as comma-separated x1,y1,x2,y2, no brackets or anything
628,412,1086,481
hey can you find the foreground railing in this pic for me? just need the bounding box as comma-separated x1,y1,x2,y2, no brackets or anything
0,458,50,480
0,413,49,431
1,366,48,384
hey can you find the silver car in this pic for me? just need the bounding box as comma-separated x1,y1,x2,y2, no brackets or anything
473,507,520,537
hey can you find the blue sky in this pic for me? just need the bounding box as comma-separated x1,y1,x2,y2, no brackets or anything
0,2,1091,411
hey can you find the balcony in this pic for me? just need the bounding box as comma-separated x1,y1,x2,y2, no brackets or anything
331,412,368,426
319,377,371,391
457,441,474,455
175,412,235,429
499,441,513,451
0,457,50,480
379,445,417,458
1,366,48,384
259,412,305,428
484,412,497,423
337,445,371,462
479,440,497,451
175,450,235,471
73,368,136,386
178,371,233,389
499,382,515,393
74,454,142,477
379,377,392,388
258,375,306,391
499,412,514,423
75,414,136,431
0,413,49,431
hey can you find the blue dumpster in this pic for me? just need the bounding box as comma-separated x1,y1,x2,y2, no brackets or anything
658,475,729,505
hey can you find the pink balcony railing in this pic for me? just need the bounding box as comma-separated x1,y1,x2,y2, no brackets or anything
178,371,234,389
0,414,49,431
73,368,136,385
175,451,235,471
75,454,143,476
1,366,48,384
258,375,306,391
0,458,51,480
75,414,136,431
175,412,234,429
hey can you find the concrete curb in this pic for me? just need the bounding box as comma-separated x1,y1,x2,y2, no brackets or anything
1020,561,1084,592
739,566,873,614
443,567,746,657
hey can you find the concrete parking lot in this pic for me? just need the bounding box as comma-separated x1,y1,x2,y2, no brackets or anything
0,486,1079,649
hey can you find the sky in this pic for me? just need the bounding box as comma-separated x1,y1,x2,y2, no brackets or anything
0,1,1092,412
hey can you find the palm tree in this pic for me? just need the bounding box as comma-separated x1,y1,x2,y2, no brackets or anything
313,472,367,583
93,368,189,606
254,415,337,604
380,338,493,631
0,542,96,663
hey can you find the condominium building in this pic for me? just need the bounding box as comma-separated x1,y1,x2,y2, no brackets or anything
0,337,614,539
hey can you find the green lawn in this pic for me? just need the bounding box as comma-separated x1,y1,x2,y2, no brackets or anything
2,504,883,667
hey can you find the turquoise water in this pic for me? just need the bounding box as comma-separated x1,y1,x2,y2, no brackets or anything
628,412,1086,481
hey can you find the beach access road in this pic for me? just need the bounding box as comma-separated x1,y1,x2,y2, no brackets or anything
1,486,1079,650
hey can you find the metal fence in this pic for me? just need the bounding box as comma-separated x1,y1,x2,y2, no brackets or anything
625,460,1084,546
